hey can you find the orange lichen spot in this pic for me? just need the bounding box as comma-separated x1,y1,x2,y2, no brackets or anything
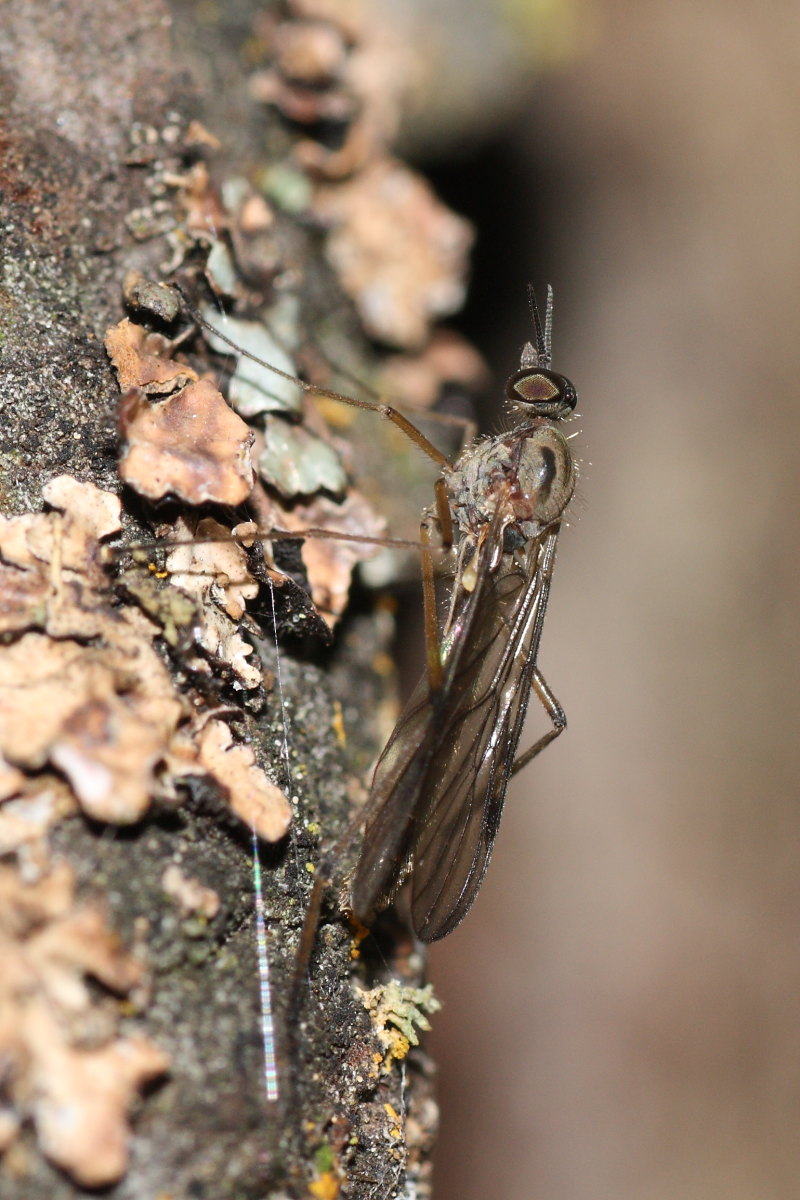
331,699,347,747
358,981,441,1074
371,651,395,678
384,1029,411,1064
309,1170,341,1200
348,913,369,960
313,394,357,430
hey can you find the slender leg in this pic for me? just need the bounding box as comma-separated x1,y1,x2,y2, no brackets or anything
105,525,430,567
303,328,477,448
420,517,444,694
511,667,567,775
433,477,454,550
177,287,453,469
409,408,477,450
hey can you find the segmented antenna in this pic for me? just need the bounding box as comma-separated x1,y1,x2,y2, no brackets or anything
544,284,554,369
525,283,554,371
526,284,545,367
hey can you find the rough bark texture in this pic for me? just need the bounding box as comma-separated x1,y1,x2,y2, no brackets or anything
0,2,469,1195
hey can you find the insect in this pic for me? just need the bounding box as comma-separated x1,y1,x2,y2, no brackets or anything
349,285,577,941
170,283,577,949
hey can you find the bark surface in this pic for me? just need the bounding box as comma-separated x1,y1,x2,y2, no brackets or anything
0,2,460,1195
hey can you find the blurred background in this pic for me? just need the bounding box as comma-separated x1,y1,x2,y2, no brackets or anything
405,2,800,1198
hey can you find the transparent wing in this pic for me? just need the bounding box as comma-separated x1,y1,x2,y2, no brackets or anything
351,526,560,941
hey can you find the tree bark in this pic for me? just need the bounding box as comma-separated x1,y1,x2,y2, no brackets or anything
0,1,470,1195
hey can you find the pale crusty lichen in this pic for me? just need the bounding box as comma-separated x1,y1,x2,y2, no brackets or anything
0,859,169,1186
358,980,442,1073
0,476,291,837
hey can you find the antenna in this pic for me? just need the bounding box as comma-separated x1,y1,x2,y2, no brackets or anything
544,284,554,369
525,283,554,370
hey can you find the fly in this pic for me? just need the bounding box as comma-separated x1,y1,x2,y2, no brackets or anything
169,282,577,950
350,285,578,941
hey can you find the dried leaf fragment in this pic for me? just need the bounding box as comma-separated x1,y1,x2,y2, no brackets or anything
251,65,358,125
0,753,26,802
161,516,262,687
174,160,230,241
195,719,292,841
118,380,254,506
0,777,77,856
30,1014,168,1188
42,475,122,540
164,516,259,620
379,329,490,410
0,474,120,600
274,18,348,84
275,489,385,624
106,317,198,394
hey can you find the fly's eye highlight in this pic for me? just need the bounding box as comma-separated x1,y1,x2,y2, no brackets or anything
505,368,577,418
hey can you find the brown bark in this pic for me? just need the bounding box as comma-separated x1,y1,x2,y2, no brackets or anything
0,2,462,1195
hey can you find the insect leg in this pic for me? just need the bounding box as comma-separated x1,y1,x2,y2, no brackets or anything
420,516,444,693
177,287,454,469
510,667,567,776
433,476,454,549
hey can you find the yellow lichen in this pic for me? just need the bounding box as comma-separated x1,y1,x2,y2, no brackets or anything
309,1169,341,1200
358,980,441,1072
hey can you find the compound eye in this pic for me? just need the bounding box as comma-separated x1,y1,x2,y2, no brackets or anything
505,368,577,417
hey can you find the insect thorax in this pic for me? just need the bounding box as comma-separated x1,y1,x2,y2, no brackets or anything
447,422,575,544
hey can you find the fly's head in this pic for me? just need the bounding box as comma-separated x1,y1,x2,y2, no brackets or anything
447,287,578,547
505,362,577,421
507,283,578,420
501,286,578,530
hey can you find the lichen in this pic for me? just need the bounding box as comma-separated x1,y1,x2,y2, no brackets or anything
358,980,442,1073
